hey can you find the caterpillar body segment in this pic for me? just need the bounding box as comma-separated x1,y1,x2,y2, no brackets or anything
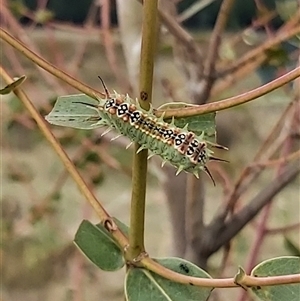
45,81,227,182
94,92,220,179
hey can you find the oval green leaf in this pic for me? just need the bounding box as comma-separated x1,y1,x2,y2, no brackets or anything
251,256,300,301
45,94,105,129
0,75,26,95
159,102,216,141
74,220,125,271
125,257,213,301
170,112,216,141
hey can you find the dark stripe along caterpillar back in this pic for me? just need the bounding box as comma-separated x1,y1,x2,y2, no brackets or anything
46,79,228,184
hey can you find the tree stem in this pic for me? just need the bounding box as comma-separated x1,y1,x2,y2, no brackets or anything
127,0,158,261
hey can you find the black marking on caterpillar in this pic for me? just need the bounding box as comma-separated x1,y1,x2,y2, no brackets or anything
47,77,228,184
95,78,227,184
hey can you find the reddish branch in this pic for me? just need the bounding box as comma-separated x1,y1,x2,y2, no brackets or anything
204,163,300,258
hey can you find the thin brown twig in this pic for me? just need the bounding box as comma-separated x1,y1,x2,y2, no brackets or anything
100,0,125,89
210,163,233,197
2,41,48,104
250,150,300,168
238,110,296,301
67,1,97,76
0,27,105,98
44,26,66,75
1,2,66,94
3,43,25,75
213,55,266,96
200,0,235,102
158,9,203,65
218,21,300,77
226,133,288,217
209,163,300,256
215,10,277,69
0,66,130,249
251,10,277,29
142,254,300,287
277,8,300,32
213,23,300,95
220,101,296,217
159,67,300,118
238,204,271,301
265,222,300,235
253,0,273,36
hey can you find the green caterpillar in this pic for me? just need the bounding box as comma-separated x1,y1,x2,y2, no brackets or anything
46,79,227,184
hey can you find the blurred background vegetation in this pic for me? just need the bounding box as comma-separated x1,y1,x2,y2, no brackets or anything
2,0,299,301
11,0,284,27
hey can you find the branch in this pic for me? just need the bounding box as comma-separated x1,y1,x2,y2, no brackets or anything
0,4,65,94
218,17,300,77
200,0,235,102
219,100,296,218
141,256,300,288
158,9,203,62
101,0,127,90
0,66,129,249
158,66,300,118
266,222,300,235
251,150,300,168
210,163,300,254
127,0,158,261
0,27,105,98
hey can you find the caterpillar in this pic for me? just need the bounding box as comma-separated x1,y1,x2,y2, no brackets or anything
46,78,227,184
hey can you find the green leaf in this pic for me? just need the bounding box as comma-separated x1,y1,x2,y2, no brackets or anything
0,75,26,95
45,94,103,129
125,257,213,301
74,220,125,271
158,102,216,141
172,113,216,141
251,256,300,301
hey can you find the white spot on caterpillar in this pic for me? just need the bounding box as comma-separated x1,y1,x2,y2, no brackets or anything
45,84,227,183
